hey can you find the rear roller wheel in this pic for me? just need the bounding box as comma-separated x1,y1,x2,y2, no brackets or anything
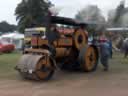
73,29,88,50
79,45,99,72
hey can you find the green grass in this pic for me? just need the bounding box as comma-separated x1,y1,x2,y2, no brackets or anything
0,52,21,79
0,51,128,80
113,52,128,64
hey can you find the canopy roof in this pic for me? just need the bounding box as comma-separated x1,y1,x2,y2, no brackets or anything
51,16,87,27
106,27,128,32
1,33,24,39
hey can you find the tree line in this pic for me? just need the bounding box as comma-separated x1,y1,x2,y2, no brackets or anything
1,0,128,33
75,0,128,31
15,0,128,33
0,21,17,33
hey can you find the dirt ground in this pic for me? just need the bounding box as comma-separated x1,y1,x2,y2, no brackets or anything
0,53,128,96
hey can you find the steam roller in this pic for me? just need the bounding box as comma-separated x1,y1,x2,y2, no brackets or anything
15,16,99,81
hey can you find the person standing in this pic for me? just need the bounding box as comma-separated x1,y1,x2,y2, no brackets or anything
99,34,110,71
107,39,113,58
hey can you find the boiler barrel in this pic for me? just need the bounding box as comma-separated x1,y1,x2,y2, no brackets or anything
55,48,71,58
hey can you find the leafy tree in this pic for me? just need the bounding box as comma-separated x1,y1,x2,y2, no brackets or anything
15,0,52,33
107,10,115,27
113,0,125,27
75,5,105,23
0,21,17,33
107,0,128,27
75,5,106,35
121,12,128,27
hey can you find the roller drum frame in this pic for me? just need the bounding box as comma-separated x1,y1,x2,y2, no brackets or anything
16,54,55,80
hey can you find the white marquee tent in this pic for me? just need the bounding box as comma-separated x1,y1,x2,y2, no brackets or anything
1,33,24,49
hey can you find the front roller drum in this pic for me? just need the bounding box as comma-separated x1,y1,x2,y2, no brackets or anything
79,45,99,72
16,54,55,81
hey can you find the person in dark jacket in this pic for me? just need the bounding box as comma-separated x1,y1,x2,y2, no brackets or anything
107,39,113,58
99,35,110,71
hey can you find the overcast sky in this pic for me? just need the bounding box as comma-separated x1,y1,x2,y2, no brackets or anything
0,0,127,24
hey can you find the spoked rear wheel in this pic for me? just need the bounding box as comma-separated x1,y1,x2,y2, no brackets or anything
79,45,99,72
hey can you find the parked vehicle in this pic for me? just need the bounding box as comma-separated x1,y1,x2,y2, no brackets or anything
0,40,15,53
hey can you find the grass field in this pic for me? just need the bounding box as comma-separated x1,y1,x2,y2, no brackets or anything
0,51,128,80
0,52,21,79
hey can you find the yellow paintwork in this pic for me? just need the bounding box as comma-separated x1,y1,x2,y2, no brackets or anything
24,37,31,41
25,27,46,32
